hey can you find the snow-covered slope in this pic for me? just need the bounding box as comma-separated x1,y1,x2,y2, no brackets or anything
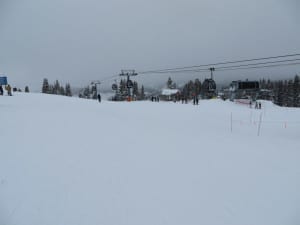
1,93,300,225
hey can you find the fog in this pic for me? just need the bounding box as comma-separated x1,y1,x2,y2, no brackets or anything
0,0,299,91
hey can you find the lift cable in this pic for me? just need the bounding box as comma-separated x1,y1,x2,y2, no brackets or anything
138,53,300,74
136,59,300,75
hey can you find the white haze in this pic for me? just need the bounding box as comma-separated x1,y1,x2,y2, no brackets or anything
0,0,299,91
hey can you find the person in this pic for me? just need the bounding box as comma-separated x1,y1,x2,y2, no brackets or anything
97,94,101,102
255,101,258,109
249,101,252,108
259,102,261,109
0,85,3,95
196,96,199,105
5,84,12,96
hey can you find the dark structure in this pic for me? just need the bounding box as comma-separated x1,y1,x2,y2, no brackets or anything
201,78,217,99
229,80,260,101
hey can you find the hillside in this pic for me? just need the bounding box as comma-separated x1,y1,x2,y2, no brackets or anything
1,93,300,225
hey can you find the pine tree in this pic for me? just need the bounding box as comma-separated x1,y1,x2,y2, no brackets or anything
267,79,273,89
293,75,300,107
260,79,266,89
54,80,60,95
194,79,202,95
83,86,90,99
166,77,177,89
49,85,55,94
140,85,145,100
283,80,289,106
91,85,97,99
65,83,72,97
119,79,127,97
167,77,172,89
133,81,139,97
42,78,49,93
287,79,294,107
60,86,65,96
275,80,284,106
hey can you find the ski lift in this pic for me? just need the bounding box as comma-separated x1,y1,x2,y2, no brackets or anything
201,78,216,99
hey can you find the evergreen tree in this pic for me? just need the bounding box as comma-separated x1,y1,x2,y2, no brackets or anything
194,79,202,95
293,75,300,107
133,81,139,97
49,84,55,94
260,79,266,89
60,86,65,96
187,80,194,98
119,79,127,96
91,85,97,99
42,78,49,93
267,79,273,89
54,80,60,95
140,85,145,100
83,86,91,98
277,80,284,106
167,77,173,89
166,77,177,89
287,79,294,107
65,83,72,96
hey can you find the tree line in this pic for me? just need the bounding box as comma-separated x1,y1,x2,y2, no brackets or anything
42,78,72,96
118,79,145,100
166,75,300,107
259,75,300,107
40,75,300,107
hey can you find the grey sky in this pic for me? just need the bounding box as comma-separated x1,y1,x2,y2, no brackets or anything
0,0,299,91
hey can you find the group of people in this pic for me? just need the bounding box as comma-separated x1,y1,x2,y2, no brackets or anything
151,96,160,102
0,84,12,96
250,101,262,109
192,96,199,105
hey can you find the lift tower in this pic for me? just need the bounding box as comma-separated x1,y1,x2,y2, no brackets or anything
119,70,138,101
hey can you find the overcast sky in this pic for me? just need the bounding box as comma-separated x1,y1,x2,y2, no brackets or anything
0,0,299,91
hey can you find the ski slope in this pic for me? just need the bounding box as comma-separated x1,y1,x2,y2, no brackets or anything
1,93,300,225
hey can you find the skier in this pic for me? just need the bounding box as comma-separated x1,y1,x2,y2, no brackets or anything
97,94,101,103
5,84,12,96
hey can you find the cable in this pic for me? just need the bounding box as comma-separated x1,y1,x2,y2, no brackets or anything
216,62,300,72
138,53,300,74
215,58,300,70
136,62,300,75
97,54,300,85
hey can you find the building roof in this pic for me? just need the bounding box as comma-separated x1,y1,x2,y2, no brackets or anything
161,88,180,95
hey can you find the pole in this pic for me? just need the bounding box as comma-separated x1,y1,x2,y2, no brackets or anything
257,112,263,136
209,67,215,80
119,70,138,101
91,81,101,100
231,112,233,133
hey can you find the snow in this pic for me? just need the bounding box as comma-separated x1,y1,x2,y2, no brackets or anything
1,93,300,225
